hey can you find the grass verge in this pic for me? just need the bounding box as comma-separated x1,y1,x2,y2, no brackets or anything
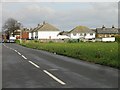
17,40,119,69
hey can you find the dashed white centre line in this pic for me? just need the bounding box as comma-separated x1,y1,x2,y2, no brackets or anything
9,48,12,50
14,50,18,52
22,55,27,60
28,61,40,68
17,52,21,55
43,70,66,85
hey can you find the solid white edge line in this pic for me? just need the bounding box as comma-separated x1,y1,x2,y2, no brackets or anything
43,70,66,85
28,61,40,68
22,55,27,59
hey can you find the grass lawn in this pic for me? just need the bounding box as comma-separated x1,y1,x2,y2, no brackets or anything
18,40,119,69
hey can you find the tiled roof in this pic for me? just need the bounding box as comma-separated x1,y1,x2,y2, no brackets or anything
58,31,69,35
70,26,95,33
96,27,118,34
37,23,60,31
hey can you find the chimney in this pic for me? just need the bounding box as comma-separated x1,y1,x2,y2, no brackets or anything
43,21,45,25
102,25,105,29
112,25,115,28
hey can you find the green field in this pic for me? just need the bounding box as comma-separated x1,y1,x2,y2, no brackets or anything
18,40,119,69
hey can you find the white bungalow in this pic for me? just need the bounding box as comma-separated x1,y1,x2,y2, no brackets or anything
34,22,60,40
69,26,95,40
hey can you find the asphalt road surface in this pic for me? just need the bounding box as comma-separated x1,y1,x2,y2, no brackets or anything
2,43,118,88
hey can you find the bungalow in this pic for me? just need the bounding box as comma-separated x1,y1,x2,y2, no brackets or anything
96,25,119,38
33,21,60,40
69,26,95,40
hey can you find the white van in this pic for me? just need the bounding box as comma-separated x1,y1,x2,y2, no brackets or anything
9,37,16,43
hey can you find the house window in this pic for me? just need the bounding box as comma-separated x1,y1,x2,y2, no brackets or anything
105,35,107,37
49,36,51,39
35,32,38,36
73,33,76,36
80,33,82,36
90,33,93,35
84,33,86,36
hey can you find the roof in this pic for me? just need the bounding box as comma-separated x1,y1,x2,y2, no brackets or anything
70,26,95,33
22,28,29,32
96,27,118,34
58,31,69,35
36,23,60,31
33,24,43,32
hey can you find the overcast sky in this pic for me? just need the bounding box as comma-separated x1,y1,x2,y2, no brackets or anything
1,2,118,31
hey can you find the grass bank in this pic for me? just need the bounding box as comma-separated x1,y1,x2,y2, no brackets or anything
18,40,119,69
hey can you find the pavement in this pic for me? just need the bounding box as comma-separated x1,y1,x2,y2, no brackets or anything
2,43,119,88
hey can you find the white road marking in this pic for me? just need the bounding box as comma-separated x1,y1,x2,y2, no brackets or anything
17,52,21,55
9,48,12,50
22,55,27,60
14,50,18,52
28,61,40,68
43,70,66,85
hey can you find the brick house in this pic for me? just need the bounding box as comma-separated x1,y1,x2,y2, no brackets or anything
96,25,119,38
21,28,29,39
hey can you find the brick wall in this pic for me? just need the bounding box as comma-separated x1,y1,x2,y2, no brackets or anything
21,32,29,39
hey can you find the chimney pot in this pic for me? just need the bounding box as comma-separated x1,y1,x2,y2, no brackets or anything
43,21,45,25
102,25,105,29
112,25,115,28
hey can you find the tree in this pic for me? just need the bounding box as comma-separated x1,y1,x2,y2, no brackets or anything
2,18,22,37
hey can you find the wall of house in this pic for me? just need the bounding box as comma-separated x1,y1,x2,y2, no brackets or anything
97,34,119,38
33,32,36,39
84,33,95,39
29,33,32,39
70,33,95,39
21,32,29,39
38,31,60,39
70,33,84,39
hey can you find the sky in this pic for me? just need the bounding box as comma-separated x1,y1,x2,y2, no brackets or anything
1,1,119,31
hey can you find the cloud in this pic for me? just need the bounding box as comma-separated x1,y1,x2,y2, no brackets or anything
2,2,118,31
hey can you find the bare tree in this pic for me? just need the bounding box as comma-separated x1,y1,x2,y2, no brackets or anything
2,18,22,37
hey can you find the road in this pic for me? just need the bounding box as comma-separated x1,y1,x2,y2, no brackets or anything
2,43,118,88
0,43,2,89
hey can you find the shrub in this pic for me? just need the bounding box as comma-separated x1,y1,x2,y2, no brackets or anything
34,40,39,43
49,41,54,43
67,39,79,43
115,36,120,43
15,40,20,44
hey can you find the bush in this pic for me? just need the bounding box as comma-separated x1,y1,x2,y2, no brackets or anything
34,40,39,43
49,41,54,43
67,39,79,43
15,40,20,44
115,36,120,43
